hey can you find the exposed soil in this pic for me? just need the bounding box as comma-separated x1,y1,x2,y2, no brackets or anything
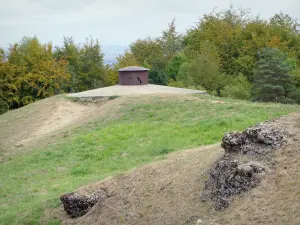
54,113,300,225
0,95,126,156
200,121,288,211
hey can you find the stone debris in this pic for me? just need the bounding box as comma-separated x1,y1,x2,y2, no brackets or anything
201,122,285,210
60,189,107,218
186,215,201,224
221,123,284,155
200,156,264,210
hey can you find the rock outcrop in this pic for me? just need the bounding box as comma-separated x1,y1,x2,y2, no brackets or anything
221,122,284,155
60,189,107,218
201,122,285,210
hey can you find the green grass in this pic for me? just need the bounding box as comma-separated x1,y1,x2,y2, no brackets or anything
0,95,298,224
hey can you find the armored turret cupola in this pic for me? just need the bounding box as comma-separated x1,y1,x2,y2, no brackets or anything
118,66,149,85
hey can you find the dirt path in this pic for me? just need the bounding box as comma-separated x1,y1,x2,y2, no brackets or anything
57,113,300,225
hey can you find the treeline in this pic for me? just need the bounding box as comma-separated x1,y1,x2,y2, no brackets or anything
1,6,300,114
0,37,108,113
128,7,300,103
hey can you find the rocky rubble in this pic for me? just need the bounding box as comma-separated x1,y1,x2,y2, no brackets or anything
201,122,285,210
60,189,107,218
221,123,284,155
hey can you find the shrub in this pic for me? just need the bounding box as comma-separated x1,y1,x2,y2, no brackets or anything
221,84,251,100
290,89,300,104
220,74,252,100
168,79,186,88
177,53,221,93
0,98,8,115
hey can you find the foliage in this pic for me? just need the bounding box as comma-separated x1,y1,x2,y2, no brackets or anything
177,53,222,93
125,6,300,103
130,19,184,85
168,79,186,88
184,7,300,82
160,19,183,60
54,37,105,92
220,75,252,100
252,47,295,103
1,37,70,111
166,52,187,80
0,36,109,113
2,6,300,113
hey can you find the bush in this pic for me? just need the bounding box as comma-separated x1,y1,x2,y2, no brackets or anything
177,53,221,93
220,74,252,100
253,84,285,102
168,79,186,88
221,84,251,100
0,98,8,115
290,89,300,104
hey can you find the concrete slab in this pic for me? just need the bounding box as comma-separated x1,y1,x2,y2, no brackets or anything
69,84,206,98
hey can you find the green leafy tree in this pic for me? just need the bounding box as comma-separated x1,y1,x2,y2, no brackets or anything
160,19,183,60
78,38,105,91
184,6,247,75
177,53,221,92
166,52,187,80
130,20,183,86
2,37,70,110
55,37,105,92
0,48,4,61
54,37,81,92
220,74,252,99
130,38,163,66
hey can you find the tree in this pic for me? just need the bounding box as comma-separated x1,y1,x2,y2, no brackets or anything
220,74,252,99
177,52,221,92
54,37,81,92
0,61,18,113
54,37,105,92
160,19,183,60
184,6,248,76
166,52,187,81
0,48,4,61
130,38,169,85
252,47,295,103
130,20,184,86
130,38,163,66
2,37,70,109
78,37,105,91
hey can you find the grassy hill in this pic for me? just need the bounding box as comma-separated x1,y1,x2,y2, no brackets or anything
0,94,298,224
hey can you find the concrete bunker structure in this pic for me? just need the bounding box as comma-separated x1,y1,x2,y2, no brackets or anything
118,66,149,85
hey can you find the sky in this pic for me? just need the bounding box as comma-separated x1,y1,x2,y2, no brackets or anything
1,0,299,59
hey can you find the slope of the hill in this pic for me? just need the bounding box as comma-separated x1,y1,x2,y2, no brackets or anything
0,95,125,156
59,113,300,225
0,94,298,224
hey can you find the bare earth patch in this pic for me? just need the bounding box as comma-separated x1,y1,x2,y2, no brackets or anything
0,95,126,156
55,113,300,225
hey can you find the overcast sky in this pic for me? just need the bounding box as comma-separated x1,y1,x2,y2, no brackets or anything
1,0,299,58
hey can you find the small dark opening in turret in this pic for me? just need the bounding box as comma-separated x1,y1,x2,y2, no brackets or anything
137,77,141,83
